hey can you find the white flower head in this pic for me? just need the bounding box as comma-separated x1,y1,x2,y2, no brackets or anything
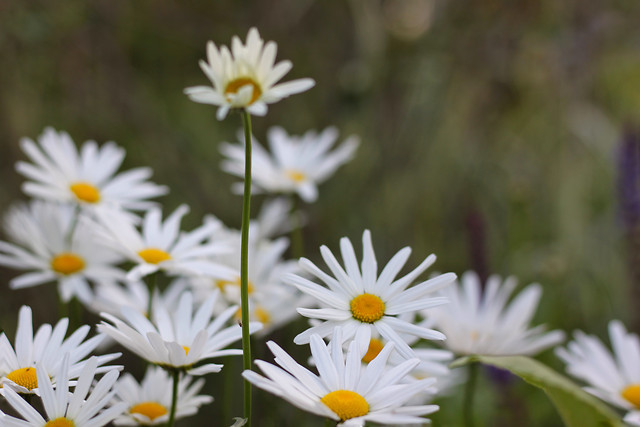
286,230,455,359
16,127,167,216
98,291,261,376
0,306,121,395
112,366,213,425
243,332,439,426
556,320,640,423
0,200,124,302
221,126,359,203
1,354,126,427
185,27,315,120
429,271,565,356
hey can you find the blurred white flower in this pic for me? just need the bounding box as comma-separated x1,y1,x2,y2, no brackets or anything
185,27,315,120
221,126,359,202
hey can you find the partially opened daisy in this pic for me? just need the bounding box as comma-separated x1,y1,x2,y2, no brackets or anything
1,355,126,427
0,306,120,395
185,27,315,120
98,291,261,375
243,333,439,426
16,127,167,217
286,230,455,359
221,126,359,202
556,320,640,426
0,200,124,302
112,366,213,425
428,271,565,356
95,204,234,282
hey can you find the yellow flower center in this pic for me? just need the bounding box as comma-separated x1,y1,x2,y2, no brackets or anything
225,78,262,104
254,307,271,325
138,248,171,264
362,338,385,363
130,401,168,421
321,390,369,421
216,277,254,294
622,384,640,409
70,182,101,203
350,293,385,323
44,418,75,427
50,253,85,275
285,169,307,183
182,346,190,355
6,367,38,390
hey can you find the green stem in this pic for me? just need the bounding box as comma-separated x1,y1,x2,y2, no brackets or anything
289,195,304,259
463,362,479,427
166,369,179,427
65,205,82,248
240,109,253,426
144,272,158,319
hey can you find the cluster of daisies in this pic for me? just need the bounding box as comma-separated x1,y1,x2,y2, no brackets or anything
0,27,638,427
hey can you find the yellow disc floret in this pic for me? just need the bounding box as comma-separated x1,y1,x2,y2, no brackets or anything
216,277,254,294
130,401,168,421
182,346,190,355
44,418,75,427
225,78,262,104
51,253,85,275
6,367,38,390
362,338,385,363
254,307,271,325
350,293,385,323
321,390,369,421
285,169,307,183
70,182,101,203
622,384,640,409
138,248,171,264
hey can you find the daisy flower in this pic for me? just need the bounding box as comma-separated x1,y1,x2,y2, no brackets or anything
112,366,213,425
185,27,315,120
221,126,359,202
285,230,455,358
0,306,120,395
429,271,565,356
1,354,126,427
16,127,167,216
95,204,235,282
98,291,261,376
243,333,439,426
556,320,640,425
0,200,124,302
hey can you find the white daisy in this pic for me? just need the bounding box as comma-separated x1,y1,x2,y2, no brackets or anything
429,271,565,356
0,306,120,395
95,204,235,282
221,126,359,202
556,320,640,424
112,366,213,425
243,333,439,426
285,230,455,359
98,291,261,376
0,200,124,302
184,27,315,120
1,354,126,427
16,127,167,216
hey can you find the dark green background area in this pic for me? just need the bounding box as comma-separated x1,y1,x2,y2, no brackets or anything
1,0,639,425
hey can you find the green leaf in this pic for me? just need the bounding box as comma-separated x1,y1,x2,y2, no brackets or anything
451,355,624,427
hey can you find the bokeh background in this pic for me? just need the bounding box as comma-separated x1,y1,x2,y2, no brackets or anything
1,0,640,425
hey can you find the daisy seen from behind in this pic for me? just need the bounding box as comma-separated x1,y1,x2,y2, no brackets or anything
556,320,640,426
286,230,454,359
184,27,315,120
428,271,565,356
221,126,359,203
243,332,439,426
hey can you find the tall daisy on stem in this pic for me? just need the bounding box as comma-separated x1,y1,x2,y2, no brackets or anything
185,27,315,425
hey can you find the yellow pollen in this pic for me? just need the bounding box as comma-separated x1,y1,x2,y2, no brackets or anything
182,345,190,355
225,78,262,104
50,253,85,275
44,418,75,427
285,169,307,183
622,384,640,409
321,390,369,421
6,367,38,390
362,338,385,363
216,277,254,294
350,293,385,323
138,248,171,264
254,307,271,325
130,401,168,421
70,182,100,203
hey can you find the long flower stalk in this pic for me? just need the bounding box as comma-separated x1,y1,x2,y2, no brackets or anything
463,362,478,427
166,369,179,427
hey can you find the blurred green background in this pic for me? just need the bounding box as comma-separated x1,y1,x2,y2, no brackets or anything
1,0,640,425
